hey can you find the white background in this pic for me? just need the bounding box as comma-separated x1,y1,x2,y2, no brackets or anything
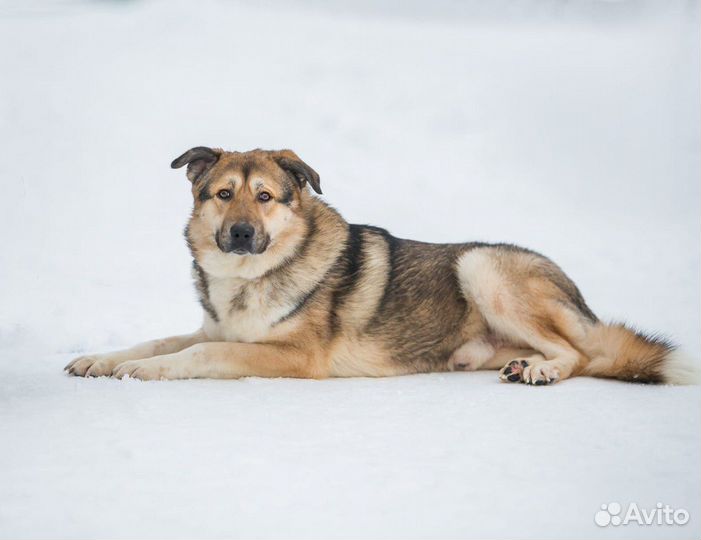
0,1,699,538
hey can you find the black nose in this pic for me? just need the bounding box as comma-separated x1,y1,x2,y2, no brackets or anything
230,222,255,251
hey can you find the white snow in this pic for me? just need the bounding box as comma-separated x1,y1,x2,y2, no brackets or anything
0,1,699,538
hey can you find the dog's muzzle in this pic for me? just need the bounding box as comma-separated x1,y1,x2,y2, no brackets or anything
217,222,268,255
229,222,254,253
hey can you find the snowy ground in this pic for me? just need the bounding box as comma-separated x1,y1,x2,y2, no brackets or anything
0,1,699,538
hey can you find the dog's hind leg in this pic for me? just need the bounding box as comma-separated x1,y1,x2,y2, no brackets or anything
456,246,594,385
65,329,209,377
448,340,537,372
448,339,497,371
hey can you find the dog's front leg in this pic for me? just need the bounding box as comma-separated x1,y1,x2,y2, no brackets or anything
111,342,324,381
65,329,209,377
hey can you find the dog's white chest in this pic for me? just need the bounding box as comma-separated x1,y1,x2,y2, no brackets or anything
203,277,291,343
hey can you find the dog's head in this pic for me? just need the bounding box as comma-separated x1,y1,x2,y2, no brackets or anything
173,147,321,269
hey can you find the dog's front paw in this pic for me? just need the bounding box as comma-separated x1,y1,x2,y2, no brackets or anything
112,359,174,381
65,354,121,377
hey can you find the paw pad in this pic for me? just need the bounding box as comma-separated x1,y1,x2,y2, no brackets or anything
500,359,528,383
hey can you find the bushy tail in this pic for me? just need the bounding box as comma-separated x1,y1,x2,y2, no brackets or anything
580,323,700,385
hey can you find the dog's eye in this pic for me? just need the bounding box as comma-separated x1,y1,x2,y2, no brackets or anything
217,189,232,200
258,191,272,202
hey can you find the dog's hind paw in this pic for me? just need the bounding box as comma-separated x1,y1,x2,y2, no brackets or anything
498,359,528,383
522,362,560,385
499,358,560,385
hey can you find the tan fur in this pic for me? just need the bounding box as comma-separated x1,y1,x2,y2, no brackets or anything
65,148,696,385
580,324,674,383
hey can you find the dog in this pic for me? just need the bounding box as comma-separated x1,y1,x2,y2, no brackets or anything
65,147,695,385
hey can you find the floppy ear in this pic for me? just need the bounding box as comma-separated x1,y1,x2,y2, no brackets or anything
171,146,221,183
273,150,322,195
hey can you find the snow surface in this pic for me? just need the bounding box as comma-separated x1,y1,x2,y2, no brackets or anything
0,1,699,538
